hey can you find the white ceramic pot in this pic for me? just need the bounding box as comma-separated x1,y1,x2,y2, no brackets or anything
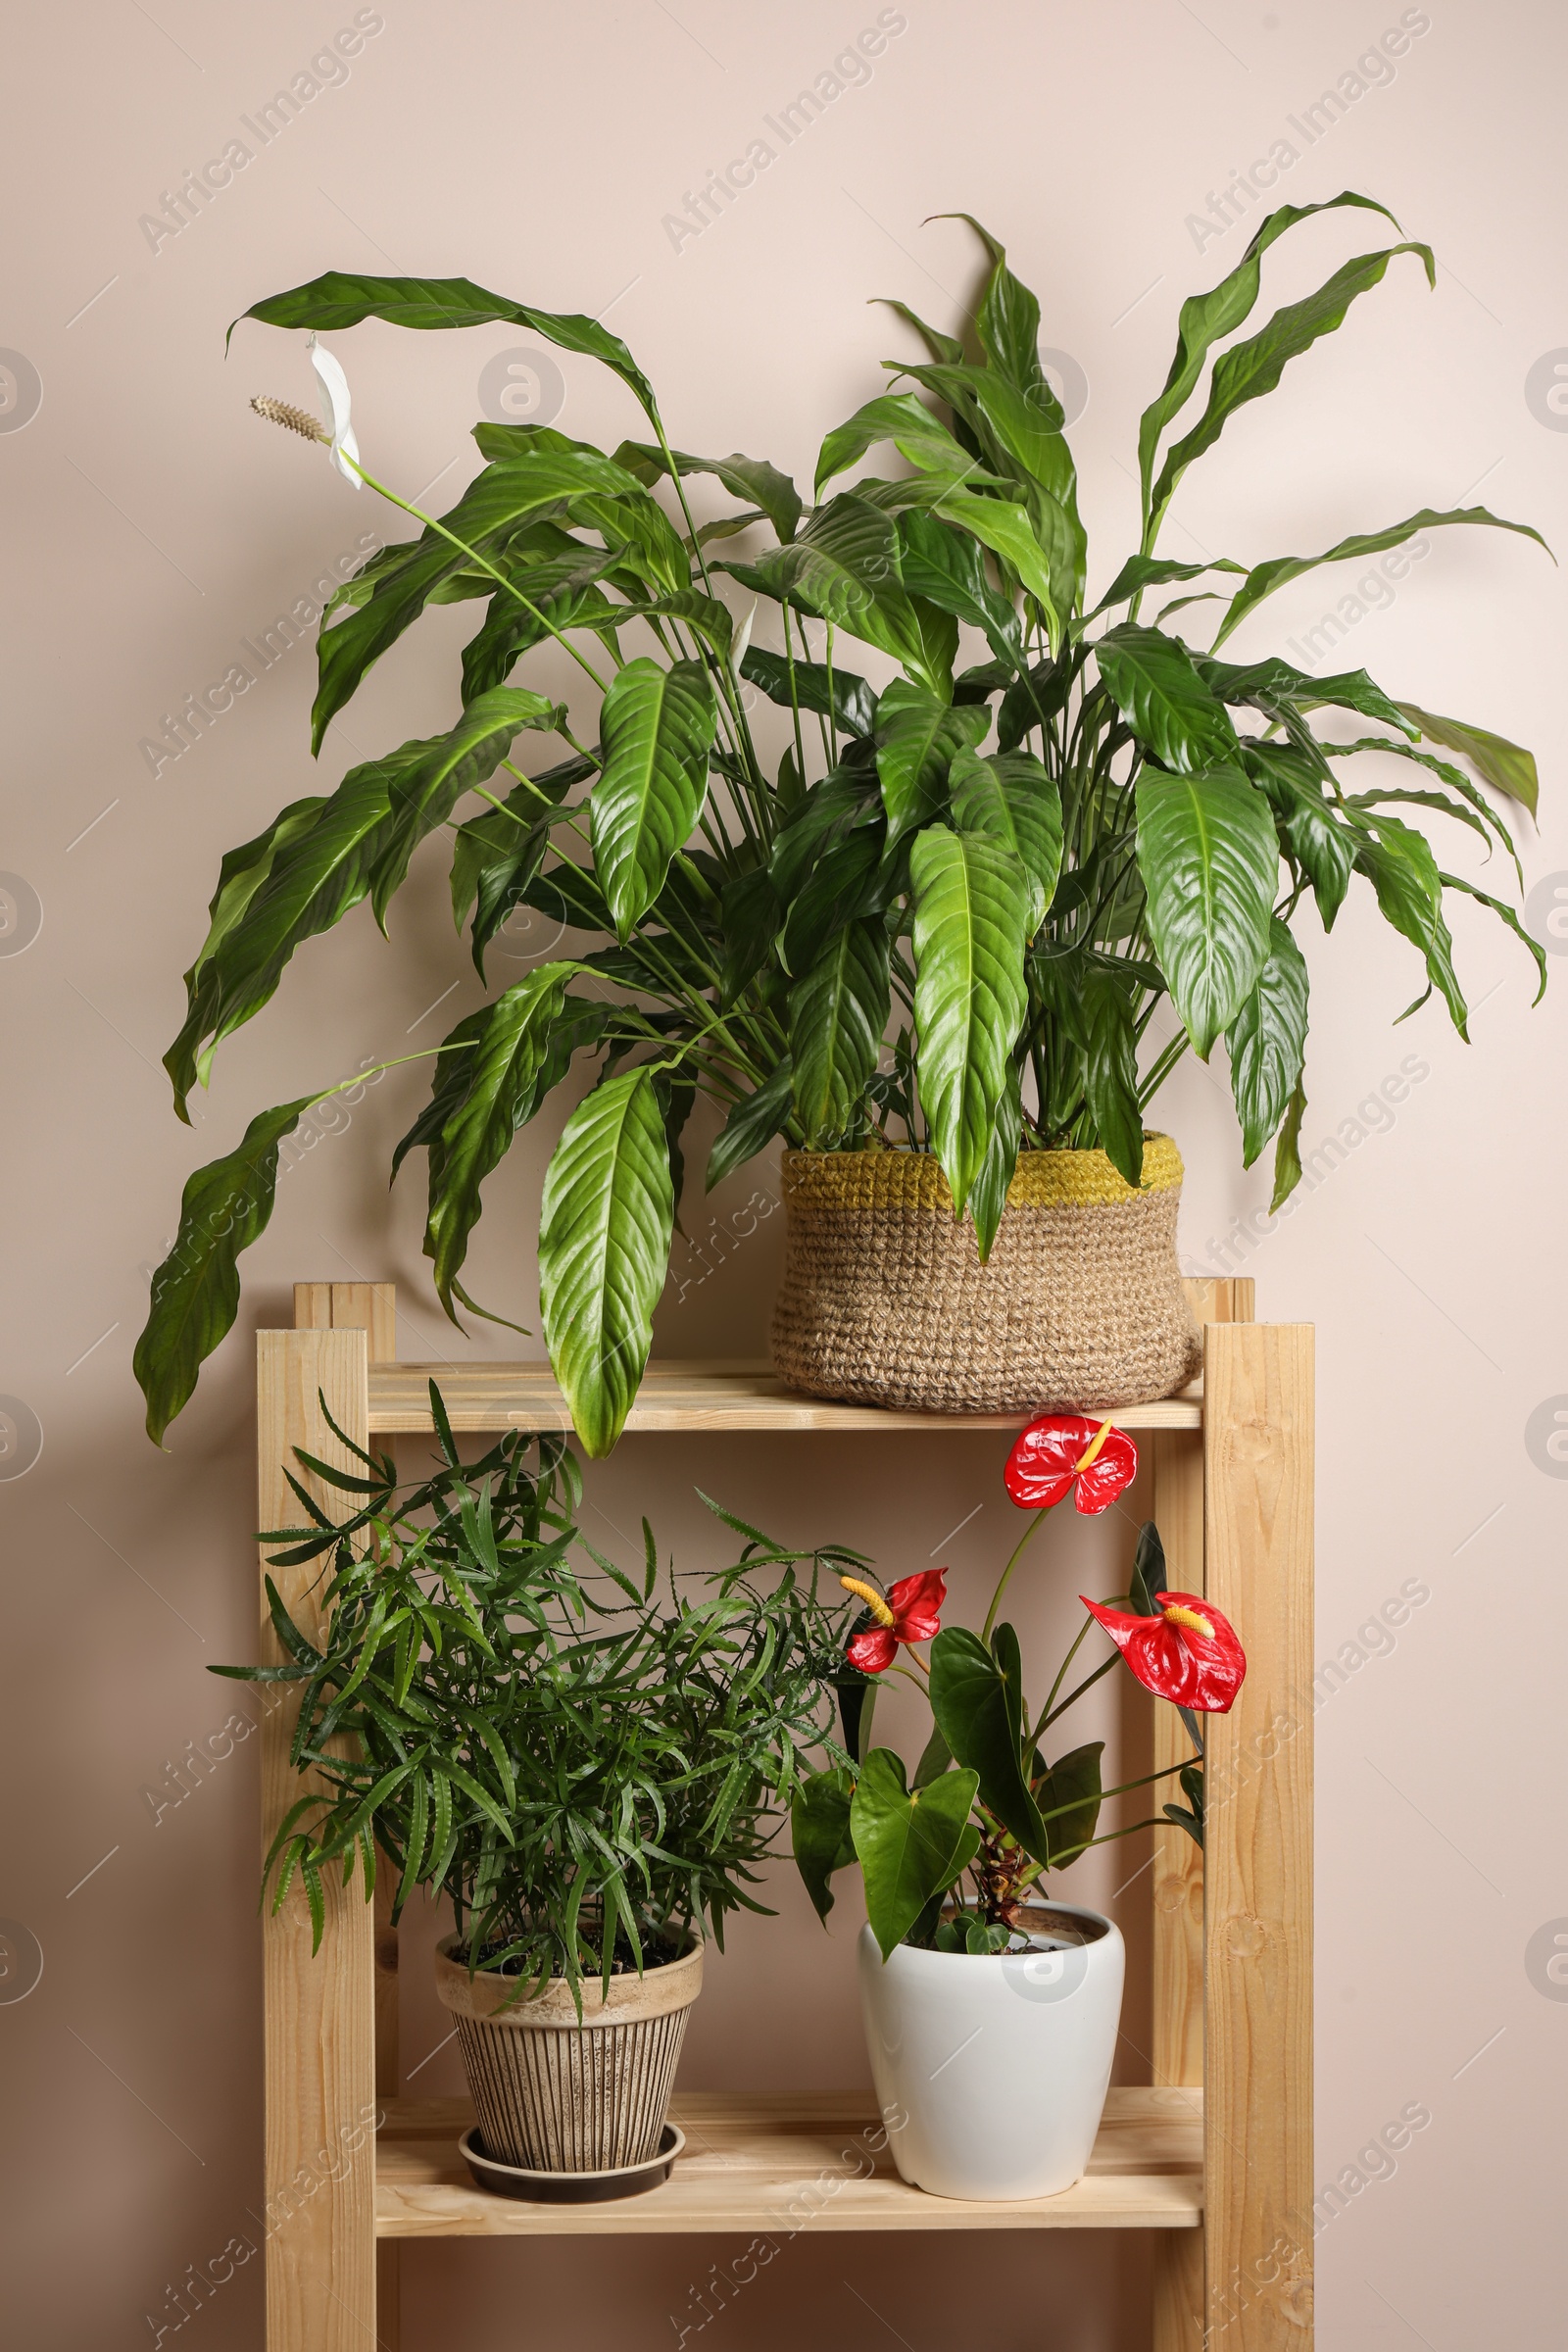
858,1901,1124,2200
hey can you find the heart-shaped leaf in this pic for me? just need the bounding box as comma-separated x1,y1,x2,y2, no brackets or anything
851,1746,980,1960
928,1626,1048,1862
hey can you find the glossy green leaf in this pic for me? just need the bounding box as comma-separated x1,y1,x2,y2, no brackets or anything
927,1626,1048,1862
1272,1078,1308,1209
1197,653,1414,740
1436,869,1546,1004
235,270,662,423
1035,1740,1103,1866
778,829,884,977
706,1057,795,1192
966,1063,1022,1263
721,494,945,691
1243,742,1353,931
896,510,1025,666
909,827,1030,1213
791,1766,858,1922
590,658,717,939
1349,812,1467,1035
420,966,577,1319
874,681,992,841
1136,767,1279,1057
449,754,593,978
1080,965,1145,1186
1212,506,1551,647
1135,193,1402,530
1225,917,1309,1167
814,393,978,496
460,546,622,699
134,1094,329,1443
538,1068,676,1456
612,442,803,543
1086,554,1246,620
935,216,1049,398
949,748,1064,933
1150,239,1436,533
933,487,1062,649
1097,624,1241,774
366,688,565,928
1396,704,1541,820
789,919,891,1147
850,1747,981,1960
740,645,877,737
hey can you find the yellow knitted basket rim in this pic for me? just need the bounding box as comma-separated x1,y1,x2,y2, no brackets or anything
780,1135,1183,1211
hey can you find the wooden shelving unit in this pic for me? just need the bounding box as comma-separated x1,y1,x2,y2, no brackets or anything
258,1278,1313,2350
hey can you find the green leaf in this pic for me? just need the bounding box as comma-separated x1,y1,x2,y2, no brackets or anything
1081,964,1145,1187
365,688,565,929
1225,917,1309,1168
789,919,891,1147
1035,1740,1103,1867
590,658,717,939
1243,741,1354,931
927,1627,1048,1862
932,487,1063,650
236,270,662,424
792,1767,858,1922
538,1068,676,1455
1272,1078,1308,1209
814,393,978,496
1149,238,1436,532
460,547,622,699
874,681,992,842
850,1746,981,1960
1130,1523,1166,1617
778,829,884,977
909,827,1030,1214
897,511,1025,666
1096,624,1241,775
706,1057,795,1192
449,754,593,978
721,494,947,692
934,216,1049,398
1087,554,1246,620
1436,869,1547,1005
1136,767,1279,1057
612,441,802,543
1212,507,1552,647
1349,812,1467,1035
1396,704,1541,820
967,1063,1022,1263
420,966,577,1318
134,1095,328,1444
739,646,877,737
1136,193,1402,526
949,748,1064,933
1198,653,1414,741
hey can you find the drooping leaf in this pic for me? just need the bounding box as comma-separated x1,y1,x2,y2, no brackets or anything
1136,767,1279,1057
909,827,1030,1214
538,1067,676,1455
366,688,565,928
1096,624,1241,775
612,441,803,544
1212,506,1551,647
1349,812,1468,1035
789,919,891,1147
1225,916,1309,1167
874,681,992,842
1086,554,1246,620
897,510,1025,666
1081,964,1145,1187
720,493,948,693
1272,1078,1308,1209
949,748,1064,933
791,1767,858,1922
778,828,885,977
850,1746,981,1960
967,1063,1022,1263
1396,704,1541,820
134,1094,330,1444
814,393,978,496
590,658,717,939
460,546,623,699
1244,742,1354,931
449,754,594,978
932,487,1063,649
739,645,877,738
927,1626,1048,1862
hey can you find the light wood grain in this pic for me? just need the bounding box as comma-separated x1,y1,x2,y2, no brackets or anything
292,1283,401,2352
373,2086,1202,2238
1202,1324,1314,2349
368,1358,1204,1436
259,1331,378,2352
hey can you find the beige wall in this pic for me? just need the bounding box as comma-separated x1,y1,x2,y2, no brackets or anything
3,2,1564,2344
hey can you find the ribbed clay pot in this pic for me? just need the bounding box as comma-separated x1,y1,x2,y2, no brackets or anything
770,1137,1201,1414
435,1934,703,2172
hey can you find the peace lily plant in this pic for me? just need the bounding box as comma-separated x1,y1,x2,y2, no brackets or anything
134,198,1546,1454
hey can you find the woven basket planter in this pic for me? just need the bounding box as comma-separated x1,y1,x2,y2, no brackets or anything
435,1935,703,2173
770,1137,1201,1414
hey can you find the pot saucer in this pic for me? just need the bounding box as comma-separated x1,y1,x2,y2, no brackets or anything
459,2121,684,2203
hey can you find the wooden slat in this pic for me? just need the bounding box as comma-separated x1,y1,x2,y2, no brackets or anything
368,1359,1204,1436
292,1284,400,2352
259,1332,377,2352
373,2086,1202,2238
1202,1324,1314,2349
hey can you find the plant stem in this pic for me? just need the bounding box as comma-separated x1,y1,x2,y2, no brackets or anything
980,1508,1050,1644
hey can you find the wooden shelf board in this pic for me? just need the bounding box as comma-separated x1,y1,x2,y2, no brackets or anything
368,1359,1203,1436
374,2085,1202,2238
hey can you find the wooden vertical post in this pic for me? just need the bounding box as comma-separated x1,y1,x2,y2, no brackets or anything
292,1284,399,2352
1202,1323,1314,2349
1152,1278,1254,2352
259,1327,377,2352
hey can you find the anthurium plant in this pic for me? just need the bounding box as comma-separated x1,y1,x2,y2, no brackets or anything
217,1383,854,2003
135,198,1546,1455
796,1414,1245,1956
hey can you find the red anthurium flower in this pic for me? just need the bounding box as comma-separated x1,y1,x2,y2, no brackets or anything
841,1568,947,1675
1080,1589,1247,1713
1004,1413,1139,1515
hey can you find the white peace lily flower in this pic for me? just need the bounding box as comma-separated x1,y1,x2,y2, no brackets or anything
730,598,757,674
307,333,362,487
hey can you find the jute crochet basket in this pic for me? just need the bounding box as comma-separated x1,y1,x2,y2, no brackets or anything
770,1136,1201,1414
